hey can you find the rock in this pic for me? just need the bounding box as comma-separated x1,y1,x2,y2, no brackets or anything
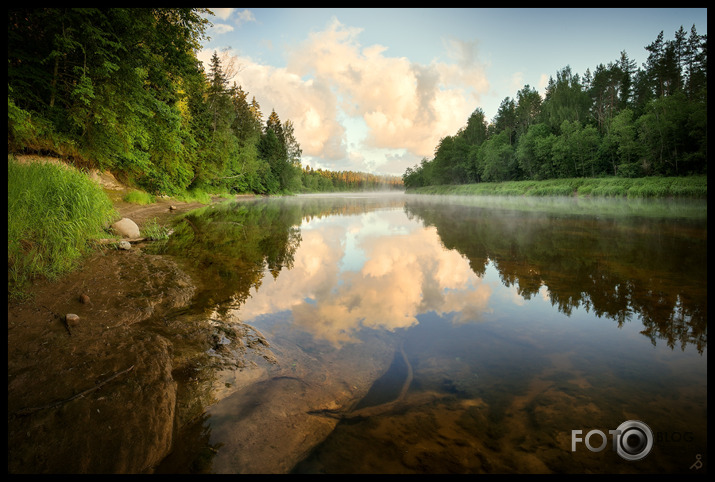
169,205,177,211
88,169,122,189
111,218,140,238
66,313,80,326
118,240,132,250
79,293,90,304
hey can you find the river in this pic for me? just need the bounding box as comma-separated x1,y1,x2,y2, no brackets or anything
149,192,707,474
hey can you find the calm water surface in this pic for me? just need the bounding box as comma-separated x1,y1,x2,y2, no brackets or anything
153,193,707,474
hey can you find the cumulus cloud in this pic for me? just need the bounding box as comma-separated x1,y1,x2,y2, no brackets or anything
207,8,256,35
286,19,489,160
202,16,490,174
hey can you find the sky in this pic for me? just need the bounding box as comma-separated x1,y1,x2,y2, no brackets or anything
198,8,707,176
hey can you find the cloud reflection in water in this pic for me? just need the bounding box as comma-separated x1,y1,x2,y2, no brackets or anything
235,209,492,346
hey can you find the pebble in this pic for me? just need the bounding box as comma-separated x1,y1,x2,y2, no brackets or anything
118,240,131,250
66,313,80,326
79,293,90,304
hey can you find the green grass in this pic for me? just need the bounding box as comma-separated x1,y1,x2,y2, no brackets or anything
407,176,707,199
172,187,214,204
123,189,156,205
141,218,172,241
8,156,118,299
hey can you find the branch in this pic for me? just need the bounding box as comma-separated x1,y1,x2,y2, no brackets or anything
13,365,135,417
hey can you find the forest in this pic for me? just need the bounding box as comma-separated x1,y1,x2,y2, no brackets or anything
402,26,707,189
7,8,401,196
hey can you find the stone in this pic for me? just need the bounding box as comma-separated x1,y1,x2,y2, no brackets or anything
79,293,90,304
111,218,140,238
66,313,80,326
118,240,132,250
169,205,177,211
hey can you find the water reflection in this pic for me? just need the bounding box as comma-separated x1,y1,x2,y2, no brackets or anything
237,208,492,345
403,196,707,353
151,193,706,474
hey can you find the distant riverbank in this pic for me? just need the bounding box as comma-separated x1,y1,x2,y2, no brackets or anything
406,175,707,199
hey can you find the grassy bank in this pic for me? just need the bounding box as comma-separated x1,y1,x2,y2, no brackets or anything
407,176,707,199
8,156,118,299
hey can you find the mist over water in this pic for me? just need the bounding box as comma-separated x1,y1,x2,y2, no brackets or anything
154,193,707,474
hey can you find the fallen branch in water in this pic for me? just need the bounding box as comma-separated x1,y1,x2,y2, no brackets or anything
13,365,135,417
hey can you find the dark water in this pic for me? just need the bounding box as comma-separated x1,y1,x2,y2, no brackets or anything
152,193,707,474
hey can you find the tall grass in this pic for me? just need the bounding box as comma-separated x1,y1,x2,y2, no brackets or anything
123,189,155,205
408,176,707,199
8,156,118,298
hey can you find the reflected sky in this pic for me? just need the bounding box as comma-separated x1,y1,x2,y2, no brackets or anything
233,207,495,346
154,194,706,474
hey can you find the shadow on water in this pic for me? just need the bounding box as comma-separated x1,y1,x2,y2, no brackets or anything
402,195,708,353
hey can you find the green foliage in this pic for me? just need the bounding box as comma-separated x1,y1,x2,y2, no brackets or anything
404,25,707,189
302,167,403,192
173,188,214,204
141,218,172,241
123,190,156,205
8,156,118,298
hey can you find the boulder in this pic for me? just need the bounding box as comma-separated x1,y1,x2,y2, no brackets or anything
111,218,140,238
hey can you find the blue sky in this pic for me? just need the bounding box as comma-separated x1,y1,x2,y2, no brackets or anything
198,8,707,176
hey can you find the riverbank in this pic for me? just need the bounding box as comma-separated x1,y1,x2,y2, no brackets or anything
406,175,707,198
7,156,255,473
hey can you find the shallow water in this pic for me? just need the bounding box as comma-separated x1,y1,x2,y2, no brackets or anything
153,193,707,474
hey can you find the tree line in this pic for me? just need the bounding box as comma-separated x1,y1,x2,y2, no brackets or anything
403,26,707,189
7,8,401,195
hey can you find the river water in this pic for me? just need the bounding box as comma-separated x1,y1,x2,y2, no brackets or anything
151,192,707,474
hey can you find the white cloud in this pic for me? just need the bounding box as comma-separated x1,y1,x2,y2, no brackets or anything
211,23,234,35
286,19,489,159
234,9,256,26
201,17,491,175
538,73,550,94
208,8,256,33
210,8,234,21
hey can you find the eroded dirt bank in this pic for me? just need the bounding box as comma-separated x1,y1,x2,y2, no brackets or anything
8,162,397,473
7,165,245,473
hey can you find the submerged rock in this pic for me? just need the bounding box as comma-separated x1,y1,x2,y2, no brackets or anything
65,313,80,326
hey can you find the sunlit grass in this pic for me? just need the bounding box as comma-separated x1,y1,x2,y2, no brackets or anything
408,176,707,199
123,189,155,205
172,187,214,204
8,155,118,299
141,217,172,241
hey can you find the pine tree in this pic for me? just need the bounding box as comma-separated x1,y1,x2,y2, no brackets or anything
265,109,284,143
